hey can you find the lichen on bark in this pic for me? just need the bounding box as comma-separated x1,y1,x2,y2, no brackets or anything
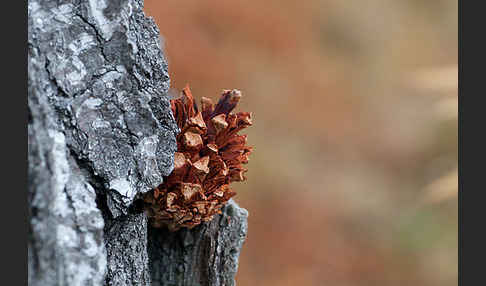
28,0,248,285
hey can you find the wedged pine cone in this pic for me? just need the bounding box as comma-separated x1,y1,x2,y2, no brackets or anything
143,85,253,231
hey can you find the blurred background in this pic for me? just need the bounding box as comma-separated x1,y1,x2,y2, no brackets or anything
144,1,457,285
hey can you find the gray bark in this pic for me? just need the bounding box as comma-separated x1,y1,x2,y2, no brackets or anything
148,200,248,286
28,0,248,285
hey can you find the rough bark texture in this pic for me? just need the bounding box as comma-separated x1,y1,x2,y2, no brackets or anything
148,200,248,286
28,0,248,285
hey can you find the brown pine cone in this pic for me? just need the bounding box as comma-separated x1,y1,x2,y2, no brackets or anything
143,85,253,231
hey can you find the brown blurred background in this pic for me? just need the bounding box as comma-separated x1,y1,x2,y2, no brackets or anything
144,1,457,285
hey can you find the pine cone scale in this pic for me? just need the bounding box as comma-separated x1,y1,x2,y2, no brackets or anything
144,85,253,231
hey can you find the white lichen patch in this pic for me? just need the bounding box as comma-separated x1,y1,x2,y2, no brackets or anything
137,135,159,157
28,2,49,30
68,33,97,54
52,4,75,24
91,118,111,130
68,183,104,229
83,97,103,109
116,114,126,128
88,0,114,40
56,224,80,249
66,56,88,85
65,260,97,286
48,130,71,218
109,178,136,202
100,70,123,90
64,32,97,86
82,234,100,258
27,1,41,16
115,65,127,73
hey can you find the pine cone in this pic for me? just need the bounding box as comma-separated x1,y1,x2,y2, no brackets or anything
143,85,253,231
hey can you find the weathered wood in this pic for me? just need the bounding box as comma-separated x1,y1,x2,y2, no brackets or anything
148,200,248,286
28,0,248,285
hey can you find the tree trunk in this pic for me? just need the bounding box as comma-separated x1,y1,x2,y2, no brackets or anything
27,0,248,285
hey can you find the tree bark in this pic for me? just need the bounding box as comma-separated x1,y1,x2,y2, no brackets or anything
28,0,248,285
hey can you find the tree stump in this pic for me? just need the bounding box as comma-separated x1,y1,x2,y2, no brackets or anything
28,0,248,285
